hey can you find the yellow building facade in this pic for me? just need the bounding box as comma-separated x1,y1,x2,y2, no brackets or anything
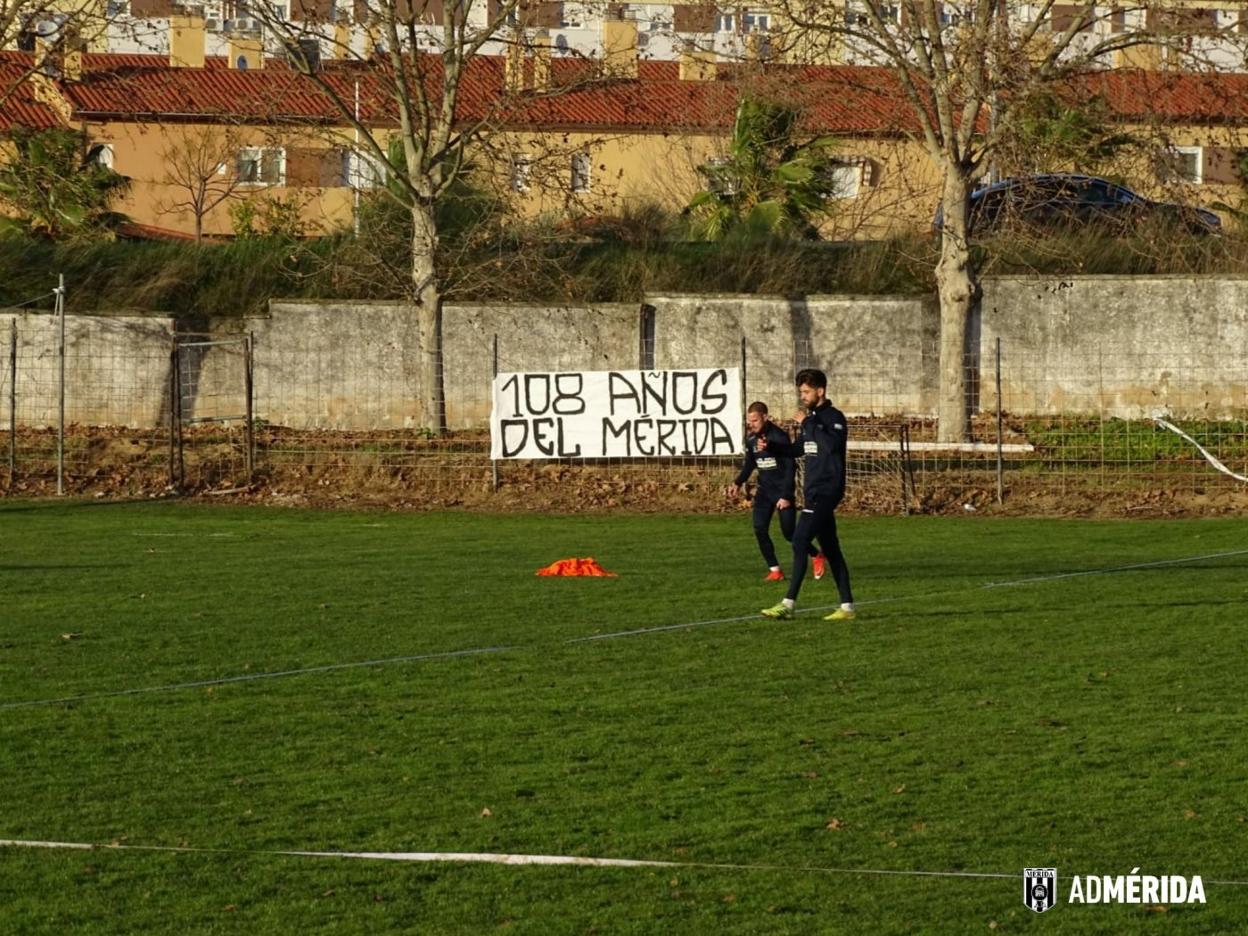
5,40,1248,240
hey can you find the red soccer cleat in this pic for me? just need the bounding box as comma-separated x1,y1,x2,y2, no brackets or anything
813,554,827,580
764,569,785,582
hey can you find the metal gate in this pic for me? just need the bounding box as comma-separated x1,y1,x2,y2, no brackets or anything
170,333,254,491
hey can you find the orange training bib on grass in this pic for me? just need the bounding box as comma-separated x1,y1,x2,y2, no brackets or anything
535,557,617,577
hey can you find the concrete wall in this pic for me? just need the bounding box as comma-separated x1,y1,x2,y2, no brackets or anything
5,276,1248,432
444,303,641,427
0,312,173,428
234,300,643,430
255,282,1248,426
649,294,939,418
981,276,1248,417
235,300,422,430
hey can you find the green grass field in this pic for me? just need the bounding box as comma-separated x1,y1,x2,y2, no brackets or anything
2,500,1247,934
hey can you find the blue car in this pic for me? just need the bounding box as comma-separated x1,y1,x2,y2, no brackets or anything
934,174,1221,236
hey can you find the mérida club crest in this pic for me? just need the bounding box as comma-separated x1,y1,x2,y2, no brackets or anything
1024,868,1057,913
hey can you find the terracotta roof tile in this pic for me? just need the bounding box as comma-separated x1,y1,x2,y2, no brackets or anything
1076,68,1248,123
35,51,929,134
0,55,67,131
5,50,1248,136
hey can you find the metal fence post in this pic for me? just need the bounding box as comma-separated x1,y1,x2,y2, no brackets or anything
7,319,15,487
168,336,186,490
168,338,178,489
56,274,65,496
1098,345,1106,490
996,337,1004,504
491,333,499,492
244,332,255,483
900,423,912,515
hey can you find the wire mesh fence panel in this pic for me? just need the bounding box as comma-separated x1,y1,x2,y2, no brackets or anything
845,423,917,514
1,312,173,495
249,314,496,494
1,308,1246,511
995,345,1248,498
821,364,924,514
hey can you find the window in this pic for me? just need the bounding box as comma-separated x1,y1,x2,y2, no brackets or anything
1161,146,1203,184
511,154,533,192
743,11,769,32
822,159,868,199
714,12,734,32
90,143,115,170
845,3,898,27
704,155,736,194
1152,7,1217,37
570,152,591,193
939,3,969,28
236,146,285,185
1050,4,1095,34
344,150,385,189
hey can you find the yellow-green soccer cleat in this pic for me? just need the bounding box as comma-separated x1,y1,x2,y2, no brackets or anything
823,609,856,622
761,603,794,620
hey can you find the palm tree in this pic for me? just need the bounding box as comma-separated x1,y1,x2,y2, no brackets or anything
0,128,131,241
684,97,844,241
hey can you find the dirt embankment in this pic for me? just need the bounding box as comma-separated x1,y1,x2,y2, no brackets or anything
4,425,1246,517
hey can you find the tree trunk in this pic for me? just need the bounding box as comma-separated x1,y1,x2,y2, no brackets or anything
934,170,977,443
411,198,446,434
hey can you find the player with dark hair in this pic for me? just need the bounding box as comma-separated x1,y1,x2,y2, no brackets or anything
728,401,826,581
756,368,855,621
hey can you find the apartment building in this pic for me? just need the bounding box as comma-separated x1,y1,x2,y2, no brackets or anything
9,2,1248,70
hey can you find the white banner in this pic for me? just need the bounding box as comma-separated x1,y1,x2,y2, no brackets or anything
490,368,742,459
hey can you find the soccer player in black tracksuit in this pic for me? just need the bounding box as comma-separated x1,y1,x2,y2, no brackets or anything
727,401,826,582
757,368,856,622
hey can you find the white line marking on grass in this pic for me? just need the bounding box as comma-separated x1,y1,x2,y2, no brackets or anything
130,533,238,538
567,548,1248,640
0,838,1015,878
0,646,512,711
567,613,762,643
5,548,1246,709
978,549,1248,589
808,547,1248,615
9,843,1248,888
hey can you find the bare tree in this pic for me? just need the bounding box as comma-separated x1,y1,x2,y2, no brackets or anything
766,1,1228,441
246,0,628,433
156,125,251,241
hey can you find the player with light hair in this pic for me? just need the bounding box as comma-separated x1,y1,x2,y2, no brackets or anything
727,400,826,582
